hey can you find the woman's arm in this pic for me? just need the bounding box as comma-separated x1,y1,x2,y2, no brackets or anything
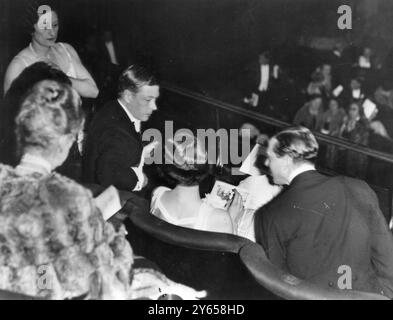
3,58,25,95
61,43,99,98
69,77,99,98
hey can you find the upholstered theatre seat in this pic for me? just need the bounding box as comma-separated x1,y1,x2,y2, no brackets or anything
239,242,389,300
125,210,279,300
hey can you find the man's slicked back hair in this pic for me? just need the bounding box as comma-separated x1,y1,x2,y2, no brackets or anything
272,126,319,164
117,65,158,97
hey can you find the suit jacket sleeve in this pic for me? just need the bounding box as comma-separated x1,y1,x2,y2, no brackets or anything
254,204,288,271
366,184,393,297
346,177,393,297
95,128,141,191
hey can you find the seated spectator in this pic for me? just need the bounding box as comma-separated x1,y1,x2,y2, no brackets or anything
337,77,366,107
306,69,322,96
374,84,393,110
358,47,373,70
0,80,203,300
83,65,159,192
293,95,324,131
307,64,332,97
320,64,333,94
317,98,346,170
340,102,370,179
318,98,346,136
254,126,393,298
0,62,71,166
151,133,243,234
0,62,82,181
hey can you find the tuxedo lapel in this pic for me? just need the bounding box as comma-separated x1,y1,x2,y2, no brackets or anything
114,101,142,144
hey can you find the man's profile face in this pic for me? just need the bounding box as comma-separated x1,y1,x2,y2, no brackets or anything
128,85,159,121
265,138,290,185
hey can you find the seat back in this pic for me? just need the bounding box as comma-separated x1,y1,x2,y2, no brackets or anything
239,242,389,300
125,211,279,299
0,290,40,300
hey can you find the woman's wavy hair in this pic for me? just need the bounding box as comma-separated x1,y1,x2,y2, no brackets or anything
158,132,209,187
24,0,59,35
15,80,83,155
272,126,319,164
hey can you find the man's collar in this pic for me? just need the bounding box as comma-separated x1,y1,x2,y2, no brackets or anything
288,164,316,184
117,99,141,132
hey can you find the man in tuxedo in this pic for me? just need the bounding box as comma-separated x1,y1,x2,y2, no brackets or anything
293,96,324,131
243,51,280,108
328,42,346,87
254,126,393,298
83,65,159,192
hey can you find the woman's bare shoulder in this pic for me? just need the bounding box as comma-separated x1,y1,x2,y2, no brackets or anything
3,47,32,93
9,47,33,65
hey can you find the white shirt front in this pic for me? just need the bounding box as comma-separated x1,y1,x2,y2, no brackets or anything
105,41,119,65
117,99,145,191
258,64,270,92
117,99,141,133
352,89,362,99
359,56,371,69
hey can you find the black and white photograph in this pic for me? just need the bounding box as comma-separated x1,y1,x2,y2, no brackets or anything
0,0,392,304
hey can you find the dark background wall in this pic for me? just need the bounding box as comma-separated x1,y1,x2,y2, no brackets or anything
1,0,393,95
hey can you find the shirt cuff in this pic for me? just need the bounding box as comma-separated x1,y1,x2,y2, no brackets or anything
131,167,144,191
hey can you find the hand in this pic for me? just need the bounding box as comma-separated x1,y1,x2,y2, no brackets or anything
142,173,148,188
43,59,62,71
142,141,159,161
225,190,244,223
129,268,207,300
47,43,71,74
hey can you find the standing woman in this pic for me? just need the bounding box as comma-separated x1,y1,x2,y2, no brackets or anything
3,4,98,98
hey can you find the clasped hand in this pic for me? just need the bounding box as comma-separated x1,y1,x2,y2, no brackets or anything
46,43,71,74
225,190,245,225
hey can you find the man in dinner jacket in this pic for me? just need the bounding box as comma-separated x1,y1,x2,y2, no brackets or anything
83,64,159,192
254,126,393,298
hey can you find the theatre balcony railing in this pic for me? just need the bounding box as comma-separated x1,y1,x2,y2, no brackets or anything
146,83,393,226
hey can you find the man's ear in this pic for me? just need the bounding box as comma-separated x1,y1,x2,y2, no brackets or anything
124,89,135,103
